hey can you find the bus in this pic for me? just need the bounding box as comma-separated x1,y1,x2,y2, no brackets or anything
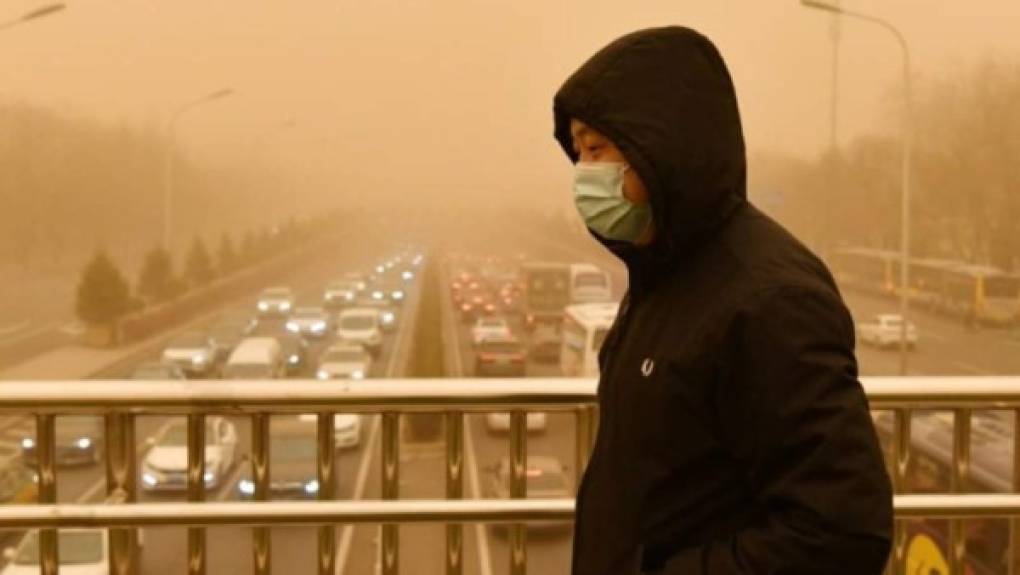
873,410,1015,574
568,263,613,304
520,262,571,331
560,302,618,377
829,247,1020,325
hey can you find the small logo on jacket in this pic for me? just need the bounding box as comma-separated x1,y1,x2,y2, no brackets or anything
640,358,655,377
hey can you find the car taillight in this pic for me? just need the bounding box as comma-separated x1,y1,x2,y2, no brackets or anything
461,303,471,311
485,304,495,312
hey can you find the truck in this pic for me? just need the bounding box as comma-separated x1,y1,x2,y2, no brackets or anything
520,262,571,332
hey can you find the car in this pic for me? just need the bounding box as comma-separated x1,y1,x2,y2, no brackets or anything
317,343,373,381
352,295,399,333
336,308,383,355
140,417,238,492
858,314,918,349
285,307,332,339
459,288,497,322
238,417,320,500
323,280,360,309
343,272,369,291
1,529,114,575
129,361,186,381
206,315,255,361
297,413,362,450
370,279,407,304
0,458,37,505
528,325,562,363
21,416,103,467
485,411,548,433
221,337,286,379
161,332,218,377
474,336,528,378
482,456,572,535
277,334,310,376
471,316,513,346
256,287,294,317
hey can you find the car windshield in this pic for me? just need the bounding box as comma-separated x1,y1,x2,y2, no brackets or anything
322,350,366,363
341,316,375,330
576,272,606,288
271,434,316,460
15,531,104,565
479,319,505,328
293,308,323,318
263,289,291,299
479,342,521,354
159,423,217,446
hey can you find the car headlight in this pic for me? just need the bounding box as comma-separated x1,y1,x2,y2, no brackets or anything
312,321,326,332
351,370,365,380
391,291,405,301
317,369,330,380
372,291,384,300
304,480,319,494
192,354,208,366
142,473,158,487
239,479,255,495
382,313,395,324
280,302,292,311
21,438,35,450
286,322,299,332
204,471,215,484
76,437,91,450
375,266,385,274
289,354,300,364
345,293,355,301
258,302,269,311
402,271,413,281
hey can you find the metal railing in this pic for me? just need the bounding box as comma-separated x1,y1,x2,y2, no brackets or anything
0,376,1019,575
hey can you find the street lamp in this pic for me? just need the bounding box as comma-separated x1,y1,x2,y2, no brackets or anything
163,88,234,250
0,3,65,31
801,0,914,376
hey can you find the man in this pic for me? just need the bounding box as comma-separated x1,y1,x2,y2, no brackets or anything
553,27,893,574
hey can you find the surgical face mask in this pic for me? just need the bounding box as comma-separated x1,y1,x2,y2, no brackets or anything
573,162,652,242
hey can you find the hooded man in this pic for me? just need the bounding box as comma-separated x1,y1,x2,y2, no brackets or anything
553,27,893,574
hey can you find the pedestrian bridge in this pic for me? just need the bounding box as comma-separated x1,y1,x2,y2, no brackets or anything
0,377,1018,575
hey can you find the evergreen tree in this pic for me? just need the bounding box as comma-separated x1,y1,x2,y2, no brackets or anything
217,233,237,274
137,246,176,303
185,236,215,287
75,250,130,325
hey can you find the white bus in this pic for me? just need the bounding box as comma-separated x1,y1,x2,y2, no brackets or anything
569,263,612,304
560,302,618,377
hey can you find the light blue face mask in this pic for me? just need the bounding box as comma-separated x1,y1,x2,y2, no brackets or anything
573,162,653,242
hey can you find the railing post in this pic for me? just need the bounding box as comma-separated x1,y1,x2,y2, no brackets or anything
317,412,337,575
187,413,206,575
35,414,58,575
950,408,972,574
892,409,912,575
105,413,139,575
445,411,464,575
1012,408,1020,575
509,410,528,575
382,411,400,575
252,413,271,575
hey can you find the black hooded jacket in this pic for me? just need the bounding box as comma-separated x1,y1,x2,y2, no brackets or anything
553,27,893,574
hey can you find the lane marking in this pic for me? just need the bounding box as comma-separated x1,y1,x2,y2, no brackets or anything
442,261,495,575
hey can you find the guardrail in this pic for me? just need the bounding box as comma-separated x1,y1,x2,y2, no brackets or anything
0,376,1018,575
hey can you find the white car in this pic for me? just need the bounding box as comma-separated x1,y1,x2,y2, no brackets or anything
298,413,362,450
858,314,918,349
285,307,332,338
485,412,548,433
256,286,294,317
472,316,513,346
141,417,238,492
336,308,383,355
317,343,373,381
161,332,217,377
323,280,360,308
1,529,114,575
354,296,399,333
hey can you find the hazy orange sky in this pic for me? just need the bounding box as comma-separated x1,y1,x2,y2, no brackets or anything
3,0,1019,215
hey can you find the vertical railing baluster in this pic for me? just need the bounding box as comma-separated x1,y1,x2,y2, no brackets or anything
509,409,527,575
1011,408,1020,575
317,412,337,575
445,411,464,575
187,414,206,575
36,414,58,575
105,413,138,575
382,411,400,575
892,409,911,575
950,408,971,574
252,413,271,575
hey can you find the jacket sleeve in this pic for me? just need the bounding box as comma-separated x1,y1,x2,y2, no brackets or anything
660,287,893,575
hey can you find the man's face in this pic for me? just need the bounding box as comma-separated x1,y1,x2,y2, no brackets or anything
569,119,654,244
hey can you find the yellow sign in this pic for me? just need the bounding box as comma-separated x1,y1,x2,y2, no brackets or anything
907,533,950,575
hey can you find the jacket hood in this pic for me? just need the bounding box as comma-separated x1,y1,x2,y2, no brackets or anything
554,26,747,262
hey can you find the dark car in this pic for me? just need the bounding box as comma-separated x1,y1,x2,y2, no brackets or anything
21,416,103,467
238,417,319,500
483,455,573,536
474,337,527,377
129,361,187,381
277,334,310,376
528,325,562,364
